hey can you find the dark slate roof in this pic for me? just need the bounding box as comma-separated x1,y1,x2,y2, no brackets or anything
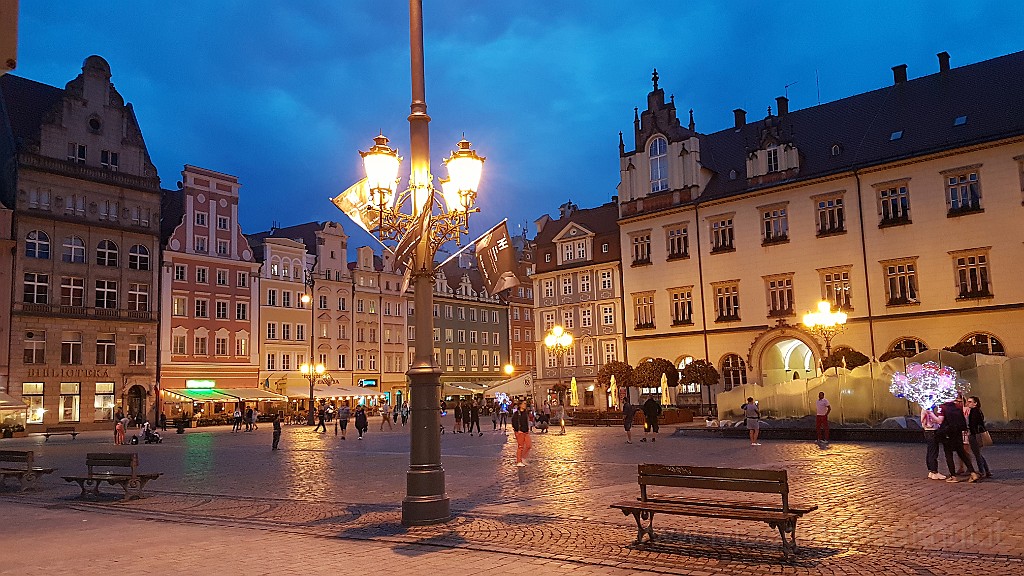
346,254,386,272
631,50,1024,205
437,259,487,295
247,221,322,254
534,200,619,245
159,188,185,246
0,74,64,145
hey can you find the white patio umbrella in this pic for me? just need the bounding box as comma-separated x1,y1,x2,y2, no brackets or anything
608,375,619,410
569,376,580,407
660,373,672,406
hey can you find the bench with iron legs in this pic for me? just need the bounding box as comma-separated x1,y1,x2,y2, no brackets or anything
610,464,817,560
61,452,161,501
43,426,78,440
0,450,57,491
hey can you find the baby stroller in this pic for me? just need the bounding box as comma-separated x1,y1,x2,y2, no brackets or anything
131,422,163,444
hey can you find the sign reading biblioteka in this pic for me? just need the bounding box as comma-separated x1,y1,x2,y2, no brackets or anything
475,221,520,295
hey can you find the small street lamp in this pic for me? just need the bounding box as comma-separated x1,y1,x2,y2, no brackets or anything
300,275,317,425
544,325,574,406
335,0,486,527
299,362,327,425
802,300,848,359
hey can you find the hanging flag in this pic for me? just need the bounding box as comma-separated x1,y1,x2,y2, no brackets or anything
330,177,379,234
475,220,519,295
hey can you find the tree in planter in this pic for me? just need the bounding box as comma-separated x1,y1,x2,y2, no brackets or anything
878,349,915,363
597,361,634,405
633,358,678,393
680,359,719,409
822,347,870,371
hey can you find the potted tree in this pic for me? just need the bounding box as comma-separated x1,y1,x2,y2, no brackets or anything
681,359,720,417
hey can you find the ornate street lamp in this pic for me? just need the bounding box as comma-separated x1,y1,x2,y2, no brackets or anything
340,0,485,527
299,361,327,424
300,279,317,425
544,325,574,406
802,300,848,359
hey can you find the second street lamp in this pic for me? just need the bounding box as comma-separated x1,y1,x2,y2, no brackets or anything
544,325,573,407
299,361,326,424
803,300,848,360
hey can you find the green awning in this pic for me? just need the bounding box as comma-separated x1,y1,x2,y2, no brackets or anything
162,388,235,402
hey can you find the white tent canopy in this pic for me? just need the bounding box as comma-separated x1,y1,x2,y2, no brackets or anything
483,373,533,397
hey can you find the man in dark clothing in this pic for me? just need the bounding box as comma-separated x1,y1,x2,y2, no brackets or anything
937,399,980,483
272,413,282,450
641,395,662,443
314,405,327,433
511,401,531,466
469,400,482,436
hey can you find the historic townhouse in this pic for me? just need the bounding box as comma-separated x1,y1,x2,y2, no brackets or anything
533,201,625,409
0,57,161,429
0,202,13,400
422,256,509,399
348,245,406,402
617,52,1024,410
504,233,537,379
158,166,262,414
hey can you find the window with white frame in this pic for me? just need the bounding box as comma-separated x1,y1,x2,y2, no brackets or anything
579,272,591,293
266,353,276,370
62,236,85,263
194,298,209,318
545,348,557,368
195,212,208,227
764,274,794,316
600,270,613,291
217,215,230,230
543,279,554,298
815,193,845,235
128,283,149,311
710,216,735,252
194,236,208,253
670,288,693,325
721,354,747,391
564,346,576,367
237,271,248,287
217,239,229,256
172,296,187,317
666,225,688,258
215,300,228,319
94,382,115,421
543,311,556,331
61,277,84,307
944,167,982,214
24,331,45,364
95,280,117,309
59,382,80,422
23,382,44,424
714,281,740,321
766,146,780,173
601,305,614,326
100,150,119,171
196,267,208,284
481,331,489,344
760,205,788,243
581,307,593,328
513,328,520,342
878,182,911,225
582,342,594,366
891,338,927,356
819,266,853,310
951,248,991,299
172,334,186,355
961,333,1004,355
282,291,291,308
882,258,919,305
634,293,655,329
235,302,248,320
216,269,228,286
296,324,305,341
67,142,86,164
267,322,277,340
215,337,228,356
631,232,651,265
603,342,617,363
562,276,573,295
96,240,118,266
129,335,146,365
23,273,49,304
281,353,291,370
562,310,574,329
61,331,82,364
649,137,669,192
267,289,277,306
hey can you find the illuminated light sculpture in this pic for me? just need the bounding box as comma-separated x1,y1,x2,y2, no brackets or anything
889,361,970,409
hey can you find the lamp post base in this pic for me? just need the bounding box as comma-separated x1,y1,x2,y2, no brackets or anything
402,464,449,525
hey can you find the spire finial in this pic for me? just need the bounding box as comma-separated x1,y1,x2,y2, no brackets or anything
618,131,625,154
688,108,695,132
634,107,639,122
768,105,773,117
652,68,659,90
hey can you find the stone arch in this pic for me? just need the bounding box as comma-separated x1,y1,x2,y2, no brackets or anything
746,323,824,386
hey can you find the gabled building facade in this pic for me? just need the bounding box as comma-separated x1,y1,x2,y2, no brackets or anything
533,200,624,409
0,57,162,429
617,52,1024,411
349,246,407,402
504,233,537,380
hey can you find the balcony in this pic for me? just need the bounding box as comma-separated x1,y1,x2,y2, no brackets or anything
14,302,155,321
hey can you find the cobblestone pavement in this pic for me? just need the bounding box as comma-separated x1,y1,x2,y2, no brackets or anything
1,420,1022,575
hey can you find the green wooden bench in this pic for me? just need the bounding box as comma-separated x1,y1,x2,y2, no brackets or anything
62,452,162,501
43,426,79,440
0,450,57,491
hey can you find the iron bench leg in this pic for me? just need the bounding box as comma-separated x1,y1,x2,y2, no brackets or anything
620,508,655,544
18,471,38,492
769,518,798,560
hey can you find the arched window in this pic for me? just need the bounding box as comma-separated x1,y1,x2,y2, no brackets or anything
891,337,927,355
62,236,85,263
721,354,747,391
649,137,668,193
961,333,1005,355
128,245,150,270
96,240,119,267
26,230,50,259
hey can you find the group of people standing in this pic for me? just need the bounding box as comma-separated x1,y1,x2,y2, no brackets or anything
922,395,993,483
231,406,260,432
621,395,662,444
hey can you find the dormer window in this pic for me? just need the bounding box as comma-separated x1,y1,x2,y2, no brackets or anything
766,147,780,173
100,150,119,171
649,137,668,192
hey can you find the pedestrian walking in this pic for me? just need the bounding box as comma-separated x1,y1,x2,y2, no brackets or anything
354,405,368,439
469,400,482,435
336,403,350,439
314,405,327,433
966,396,992,479
251,408,260,431
623,399,637,443
743,397,761,446
461,401,472,433
937,399,979,483
491,402,499,430
159,413,167,432
401,402,409,426
453,402,463,433
542,401,552,433
272,413,282,450
641,395,662,442
499,400,509,431
921,404,946,480
244,406,254,432
232,407,242,431
815,392,831,445
380,402,393,431
512,401,532,467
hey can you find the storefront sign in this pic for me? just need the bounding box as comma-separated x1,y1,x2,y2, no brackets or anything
186,379,216,389
26,368,110,378
358,378,378,387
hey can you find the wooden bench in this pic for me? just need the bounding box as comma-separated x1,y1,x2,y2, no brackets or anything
61,452,162,501
610,464,817,560
43,426,78,440
0,450,57,491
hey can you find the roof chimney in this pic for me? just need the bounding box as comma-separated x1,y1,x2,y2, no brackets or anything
775,96,789,116
937,51,950,73
892,64,907,84
733,108,746,128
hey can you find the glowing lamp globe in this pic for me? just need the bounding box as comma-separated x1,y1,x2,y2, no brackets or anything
360,134,401,208
440,138,484,212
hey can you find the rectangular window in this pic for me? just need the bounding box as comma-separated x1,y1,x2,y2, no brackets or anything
631,233,652,265
492,311,498,323
562,310,574,329
711,217,735,252
603,342,617,364
883,258,919,305
196,267,208,284
583,342,594,366
94,382,115,421
816,194,845,235
59,382,80,422
235,302,248,320
194,336,208,355
766,147,780,173
237,271,249,287
281,353,291,371
281,323,291,341
602,305,615,326
714,282,740,321
666,226,689,258
172,296,187,317
945,170,982,214
282,291,292,308
24,382,44,424
95,280,117,309
172,334,186,355
878,183,911,225
195,212,208,227
217,216,230,230
820,267,853,310
457,306,465,320
634,293,655,329
493,332,499,345
543,279,555,298
216,269,228,286
444,329,453,343
765,274,794,317
952,249,991,299
215,301,228,319
236,338,248,357
297,324,305,341
194,236,208,253
96,333,116,365
217,239,229,256
215,337,228,356
543,311,556,332
67,142,86,164
562,275,573,295
457,330,466,344
61,331,82,364
581,307,593,328
513,327,521,342
23,273,49,304
761,205,789,243
60,277,85,307
268,289,278,306
579,273,592,294
128,283,149,312
267,322,277,340
444,305,452,319
670,288,693,325
129,334,146,365
194,298,209,318
600,270,612,291
24,331,45,364
469,330,478,344
482,331,490,345
99,149,119,171
266,353,276,370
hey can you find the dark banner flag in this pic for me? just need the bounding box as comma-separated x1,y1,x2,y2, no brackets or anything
475,220,520,295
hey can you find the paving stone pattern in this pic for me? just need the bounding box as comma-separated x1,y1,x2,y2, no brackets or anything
1,422,1022,575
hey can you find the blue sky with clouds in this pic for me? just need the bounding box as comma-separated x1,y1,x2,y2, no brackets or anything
13,1,1024,252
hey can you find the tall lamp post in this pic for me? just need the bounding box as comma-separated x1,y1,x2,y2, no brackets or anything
300,272,317,425
339,0,485,526
299,362,327,423
802,300,848,361
544,325,573,407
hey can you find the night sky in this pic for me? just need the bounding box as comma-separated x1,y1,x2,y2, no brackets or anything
13,1,1024,254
